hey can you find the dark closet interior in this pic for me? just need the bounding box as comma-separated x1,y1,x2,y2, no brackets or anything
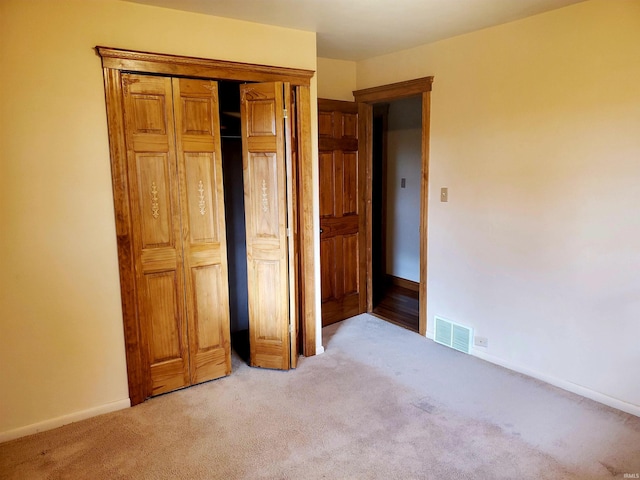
218,81,251,362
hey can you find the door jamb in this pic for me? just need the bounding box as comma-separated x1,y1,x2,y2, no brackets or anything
96,47,317,404
353,77,433,336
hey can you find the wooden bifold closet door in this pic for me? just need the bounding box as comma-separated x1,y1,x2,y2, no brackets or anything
122,73,231,396
99,47,317,405
240,82,295,370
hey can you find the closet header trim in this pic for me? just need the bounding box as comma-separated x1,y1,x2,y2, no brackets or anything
96,46,314,86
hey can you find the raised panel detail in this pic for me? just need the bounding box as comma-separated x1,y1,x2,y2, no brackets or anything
182,98,213,135
318,112,333,137
132,95,167,134
136,154,172,248
248,100,276,136
343,152,358,216
320,238,336,302
342,113,358,139
185,152,218,243
192,265,223,351
343,233,359,295
145,271,182,364
254,260,282,341
319,152,335,218
249,153,279,239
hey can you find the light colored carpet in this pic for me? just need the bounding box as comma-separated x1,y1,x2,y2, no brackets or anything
1,314,639,479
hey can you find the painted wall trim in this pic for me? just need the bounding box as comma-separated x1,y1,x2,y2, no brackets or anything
471,349,640,418
0,399,131,443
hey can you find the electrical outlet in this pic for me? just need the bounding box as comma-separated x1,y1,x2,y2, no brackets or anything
474,336,488,348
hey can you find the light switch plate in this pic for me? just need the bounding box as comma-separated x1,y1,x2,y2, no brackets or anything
440,187,448,202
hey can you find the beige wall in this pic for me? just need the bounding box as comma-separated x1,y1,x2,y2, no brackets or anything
317,57,357,101
0,0,317,438
357,0,640,413
386,97,422,282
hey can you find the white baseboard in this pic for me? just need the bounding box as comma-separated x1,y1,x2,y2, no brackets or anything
470,348,640,418
0,398,131,443
316,345,325,355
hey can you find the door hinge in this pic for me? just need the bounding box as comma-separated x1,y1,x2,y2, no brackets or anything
283,108,288,119
287,227,291,237
289,323,293,333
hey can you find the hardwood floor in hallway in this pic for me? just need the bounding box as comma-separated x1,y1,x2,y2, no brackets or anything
372,284,419,332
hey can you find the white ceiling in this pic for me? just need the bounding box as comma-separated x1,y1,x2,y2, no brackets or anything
126,0,587,61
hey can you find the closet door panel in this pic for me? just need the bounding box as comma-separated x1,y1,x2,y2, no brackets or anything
184,153,218,244
135,153,172,248
144,271,189,394
173,78,232,384
122,73,190,397
241,82,291,370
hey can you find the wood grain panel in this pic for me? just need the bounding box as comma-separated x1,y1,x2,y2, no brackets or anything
318,99,365,326
318,112,333,137
184,153,217,244
248,153,279,239
192,265,222,350
241,82,291,370
248,101,276,136
343,114,358,139
319,215,358,237
132,95,166,134
319,152,335,217
174,78,232,384
254,260,282,341
144,272,189,396
343,152,358,216
122,73,190,398
145,272,183,363
182,98,213,135
135,154,171,248
320,238,336,302
343,233,359,295
296,85,317,356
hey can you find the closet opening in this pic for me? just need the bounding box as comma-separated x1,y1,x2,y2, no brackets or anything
218,80,251,363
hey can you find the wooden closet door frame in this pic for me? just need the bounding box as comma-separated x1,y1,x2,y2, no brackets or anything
353,77,433,337
97,47,316,405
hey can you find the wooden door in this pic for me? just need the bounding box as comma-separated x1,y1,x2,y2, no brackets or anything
318,99,366,326
173,78,232,384
122,73,232,397
284,86,299,368
240,82,292,370
122,73,190,395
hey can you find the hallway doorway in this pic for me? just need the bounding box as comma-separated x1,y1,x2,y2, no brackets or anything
371,97,422,332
